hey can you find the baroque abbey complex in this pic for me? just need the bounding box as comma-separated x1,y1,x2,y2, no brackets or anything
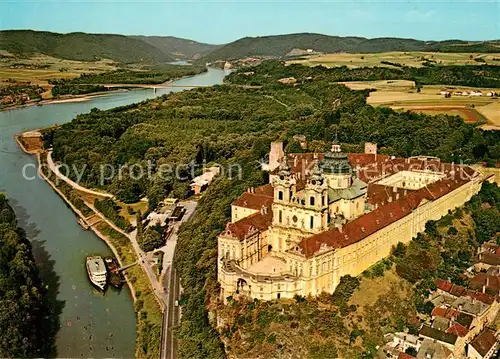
217,139,484,301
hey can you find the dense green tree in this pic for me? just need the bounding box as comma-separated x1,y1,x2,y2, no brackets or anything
0,194,54,357
141,228,164,252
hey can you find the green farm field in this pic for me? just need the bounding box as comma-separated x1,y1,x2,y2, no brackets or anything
289,51,500,68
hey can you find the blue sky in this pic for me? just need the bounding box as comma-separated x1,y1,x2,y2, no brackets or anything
1,1,498,44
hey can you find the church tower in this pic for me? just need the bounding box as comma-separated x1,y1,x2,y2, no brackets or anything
304,162,329,229
273,155,295,203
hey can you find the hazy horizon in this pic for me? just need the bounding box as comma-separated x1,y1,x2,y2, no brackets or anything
1,1,498,44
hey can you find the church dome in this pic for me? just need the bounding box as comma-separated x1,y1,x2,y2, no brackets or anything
320,135,352,174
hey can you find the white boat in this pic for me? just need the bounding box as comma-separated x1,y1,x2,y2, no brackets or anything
86,256,107,291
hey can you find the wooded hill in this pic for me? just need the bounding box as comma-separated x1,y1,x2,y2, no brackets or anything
2,30,498,65
0,30,173,63
201,33,500,61
132,35,221,60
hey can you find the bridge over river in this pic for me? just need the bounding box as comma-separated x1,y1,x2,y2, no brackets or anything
102,83,210,89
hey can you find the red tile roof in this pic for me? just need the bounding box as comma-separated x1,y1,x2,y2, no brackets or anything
464,290,496,305
297,176,471,258
367,183,409,207
435,279,496,305
446,322,469,337
224,208,273,240
469,273,500,293
436,279,453,292
233,184,274,210
432,307,460,319
470,329,497,357
349,153,389,168
449,284,467,297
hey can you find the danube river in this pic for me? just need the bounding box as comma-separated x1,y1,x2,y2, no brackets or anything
0,68,228,358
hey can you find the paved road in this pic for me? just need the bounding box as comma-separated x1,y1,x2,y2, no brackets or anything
46,151,114,199
160,201,197,359
162,265,180,359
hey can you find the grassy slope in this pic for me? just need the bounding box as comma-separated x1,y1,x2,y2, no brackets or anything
202,33,500,61
0,30,172,63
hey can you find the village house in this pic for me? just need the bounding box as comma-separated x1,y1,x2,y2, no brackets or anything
379,332,422,358
190,166,221,195
468,329,498,359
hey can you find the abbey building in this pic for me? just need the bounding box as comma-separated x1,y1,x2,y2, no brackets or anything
217,140,484,301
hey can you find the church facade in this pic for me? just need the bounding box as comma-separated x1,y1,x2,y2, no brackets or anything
217,141,484,301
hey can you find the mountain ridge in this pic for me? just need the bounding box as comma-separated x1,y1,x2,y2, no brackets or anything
1,30,499,65
200,33,500,61
131,35,222,60
0,29,173,63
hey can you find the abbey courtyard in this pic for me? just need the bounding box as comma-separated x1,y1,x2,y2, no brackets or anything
217,139,490,301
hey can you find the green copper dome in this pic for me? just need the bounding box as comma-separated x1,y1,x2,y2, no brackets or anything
320,136,352,174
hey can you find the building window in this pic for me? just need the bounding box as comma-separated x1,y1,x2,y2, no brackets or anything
278,190,283,200
322,196,325,206
310,216,314,229
310,196,315,206
279,210,282,223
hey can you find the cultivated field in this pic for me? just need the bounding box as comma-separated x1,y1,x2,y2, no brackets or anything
0,52,118,86
338,79,500,129
477,102,500,126
289,51,500,68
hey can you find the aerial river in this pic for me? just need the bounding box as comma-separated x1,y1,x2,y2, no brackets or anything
0,67,229,358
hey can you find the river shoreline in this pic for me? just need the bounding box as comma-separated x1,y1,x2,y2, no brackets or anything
0,67,213,113
4,67,227,358
1,89,129,112
14,134,138,302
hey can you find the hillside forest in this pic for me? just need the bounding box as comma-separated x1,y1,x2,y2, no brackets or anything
0,194,56,357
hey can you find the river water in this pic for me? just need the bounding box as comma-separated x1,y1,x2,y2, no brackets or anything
0,68,228,358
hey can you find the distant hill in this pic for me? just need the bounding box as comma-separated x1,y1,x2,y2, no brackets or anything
0,30,173,63
132,35,221,60
201,33,500,61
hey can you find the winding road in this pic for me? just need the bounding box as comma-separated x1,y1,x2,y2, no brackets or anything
46,150,197,358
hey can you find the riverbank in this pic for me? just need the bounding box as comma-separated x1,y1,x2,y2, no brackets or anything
1,88,128,112
14,136,138,300
15,134,163,358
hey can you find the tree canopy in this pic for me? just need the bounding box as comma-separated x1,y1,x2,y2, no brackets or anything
0,194,53,357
